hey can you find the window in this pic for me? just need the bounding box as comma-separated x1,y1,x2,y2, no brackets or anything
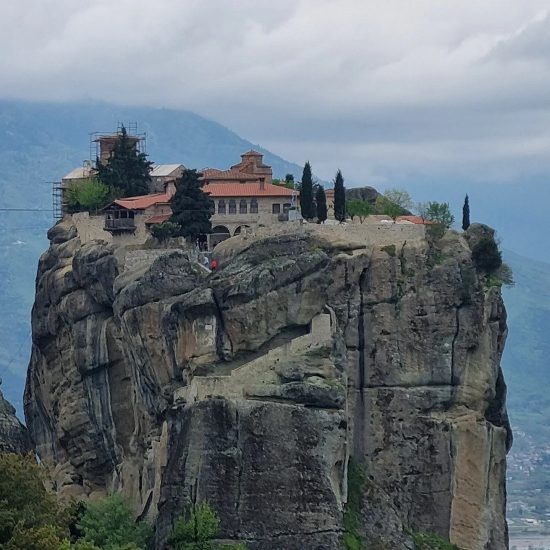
272,203,281,214
239,199,247,214
283,203,291,213
218,200,226,214
229,200,237,214
250,199,258,214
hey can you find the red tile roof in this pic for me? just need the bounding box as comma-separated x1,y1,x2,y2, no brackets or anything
202,168,259,181
113,193,171,210
145,214,171,225
203,182,296,197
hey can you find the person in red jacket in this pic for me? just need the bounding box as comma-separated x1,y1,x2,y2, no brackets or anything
210,259,218,270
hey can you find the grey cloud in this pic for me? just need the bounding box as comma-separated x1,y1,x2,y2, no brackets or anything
2,1,550,185
488,11,550,63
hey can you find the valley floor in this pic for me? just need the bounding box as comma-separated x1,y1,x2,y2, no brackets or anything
509,533,550,550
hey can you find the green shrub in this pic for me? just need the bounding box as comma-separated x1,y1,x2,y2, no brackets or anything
66,178,111,212
343,459,367,550
381,245,396,257
77,495,152,550
169,501,246,550
0,453,67,545
73,542,101,550
150,221,180,241
496,262,514,287
410,531,460,550
4,523,63,550
471,237,502,273
426,223,445,241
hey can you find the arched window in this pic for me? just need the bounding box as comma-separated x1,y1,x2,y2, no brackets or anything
218,200,226,214
239,199,247,214
229,200,236,214
250,199,258,214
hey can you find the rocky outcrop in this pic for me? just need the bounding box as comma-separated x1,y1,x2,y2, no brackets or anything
25,218,511,549
0,389,31,453
345,185,380,204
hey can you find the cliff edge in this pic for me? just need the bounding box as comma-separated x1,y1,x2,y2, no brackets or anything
0,389,30,454
24,219,511,549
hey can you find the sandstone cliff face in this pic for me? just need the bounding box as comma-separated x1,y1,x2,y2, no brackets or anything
25,219,511,549
0,389,30,453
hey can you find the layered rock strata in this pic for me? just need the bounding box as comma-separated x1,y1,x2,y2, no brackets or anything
25,219,511,549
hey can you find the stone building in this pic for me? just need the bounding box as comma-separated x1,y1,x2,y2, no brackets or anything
150,164,185,193
202,150,273,186
203,181,297,246
59,141,300,249
102,181,176,235
142,151,299,246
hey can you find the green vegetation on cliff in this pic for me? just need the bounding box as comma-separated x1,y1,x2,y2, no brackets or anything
0,453,152,550
170,502,246,549
410,532,460,550
343,459,367,550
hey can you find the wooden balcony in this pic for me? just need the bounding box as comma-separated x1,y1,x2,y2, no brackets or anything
104,218,136,232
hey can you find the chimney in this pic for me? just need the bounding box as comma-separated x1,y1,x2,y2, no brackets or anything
260,178,265,191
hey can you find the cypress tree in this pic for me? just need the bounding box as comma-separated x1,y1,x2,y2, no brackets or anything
334,169,346,222
316,186,328,223
169,169,213,241
95,126,153,197
300,162,314,219
462,194,470,230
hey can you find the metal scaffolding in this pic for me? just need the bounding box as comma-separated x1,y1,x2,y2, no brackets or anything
52,182,63,219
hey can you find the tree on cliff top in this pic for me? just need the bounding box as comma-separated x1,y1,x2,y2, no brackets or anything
346,199,371,223
169,169,214,241
422,201,454,228
315,186,328,223
66,178,111,213
300,162,314,219
462,194,470,230
333,170,346,222
376,188,412,220
95,126,153,198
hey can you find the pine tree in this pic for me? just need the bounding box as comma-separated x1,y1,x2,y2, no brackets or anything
169,169,213,241
316,186,328,223
300,162,314,219
333,169,346,222
95,126,153,198
462,194,470,230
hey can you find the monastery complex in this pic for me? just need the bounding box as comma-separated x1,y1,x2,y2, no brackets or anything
58,128,427,250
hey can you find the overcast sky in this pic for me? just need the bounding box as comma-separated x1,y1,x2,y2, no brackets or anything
2,0,550,184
